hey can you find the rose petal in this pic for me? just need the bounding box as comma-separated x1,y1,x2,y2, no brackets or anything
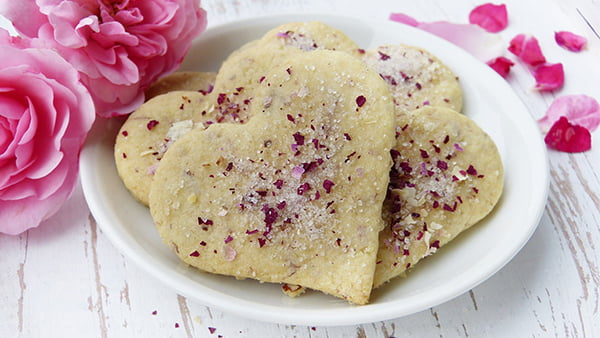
538,95,600,133
291,165,305,179
390,13,504,62
0,1,47,37
555,31,587,52
544,116,591,153
533,63,564,91
486,56,514,78
508,34,546,66
388,13,420,27
469,3,508,33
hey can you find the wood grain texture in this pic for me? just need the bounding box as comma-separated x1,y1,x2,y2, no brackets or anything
2,0,600,336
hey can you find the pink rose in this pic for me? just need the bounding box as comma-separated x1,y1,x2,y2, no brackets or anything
0,29,95,235
2,0,207,117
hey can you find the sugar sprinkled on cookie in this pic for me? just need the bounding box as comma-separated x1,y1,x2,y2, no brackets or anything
374,106,503,287
115,89,215,206
149,50,396,304
362,45,463,115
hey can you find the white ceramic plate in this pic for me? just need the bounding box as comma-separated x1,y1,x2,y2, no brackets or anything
80,14,549,326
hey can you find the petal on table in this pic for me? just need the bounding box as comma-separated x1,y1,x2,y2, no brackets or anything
468,3,508,33
538,95,600,132
389,13,504,61
544,116,591,153
533,62,564,91
508,34,546,66
486,56,514,78
555,31,587,52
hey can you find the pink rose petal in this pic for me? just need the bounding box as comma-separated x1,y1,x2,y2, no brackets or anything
291,165,305,179
538,95,600,133
486,56,514,78
388,13,420,27
533,62,564,91
508,34,546,66
389,13,504,62
555,31,587,52
544,116,591,153
469,3,508,33
223,244,236,261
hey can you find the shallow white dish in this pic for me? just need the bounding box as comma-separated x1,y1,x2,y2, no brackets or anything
80,14,549,326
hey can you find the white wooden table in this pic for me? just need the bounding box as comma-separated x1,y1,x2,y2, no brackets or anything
2,0,600,336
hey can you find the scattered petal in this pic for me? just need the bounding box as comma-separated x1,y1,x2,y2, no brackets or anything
508,34,546,66
388,13,420,27
389,13,504,61
469,3,508,33
486,56,514,77
533,63,564,91
538,95,600,132
544,116,591,153
555,31,587,52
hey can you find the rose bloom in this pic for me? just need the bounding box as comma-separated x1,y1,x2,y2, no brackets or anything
2,0,207,117
0,30,95,235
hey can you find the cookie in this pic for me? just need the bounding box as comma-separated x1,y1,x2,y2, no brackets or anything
258,21,363,54
145,71,216,100
130,21,365,187
117,21,361,206
114,91,214,205
212,21,363,115
374,106,503,287
149,50,396,304
362,45,463,115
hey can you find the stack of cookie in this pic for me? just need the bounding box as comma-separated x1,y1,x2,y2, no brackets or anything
114,22,503,305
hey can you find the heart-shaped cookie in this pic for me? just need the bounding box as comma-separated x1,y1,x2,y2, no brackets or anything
115,90,214,205
115,22,362,206
362,44,463,115
149,50,396,304
374,106,503,287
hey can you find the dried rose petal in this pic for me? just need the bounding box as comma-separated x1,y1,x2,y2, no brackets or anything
486,56,514,78
533,63,564,91
555,31,587,52
323,179,335,193
544,116,591,153
356,95,367,107
508,34,546,66
538,95,600,133
469,3,508,33
147,120,159,130
291,165,305,179
223,244,236,261
389,13,504,62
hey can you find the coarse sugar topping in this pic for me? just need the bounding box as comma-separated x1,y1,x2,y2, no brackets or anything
277,30,319,51
193,99,354,251
374,106,503,288
150,48,397,305
361,44,462,114
382,123,483,260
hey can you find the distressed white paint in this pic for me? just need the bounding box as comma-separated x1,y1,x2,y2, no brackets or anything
1,0,599,336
